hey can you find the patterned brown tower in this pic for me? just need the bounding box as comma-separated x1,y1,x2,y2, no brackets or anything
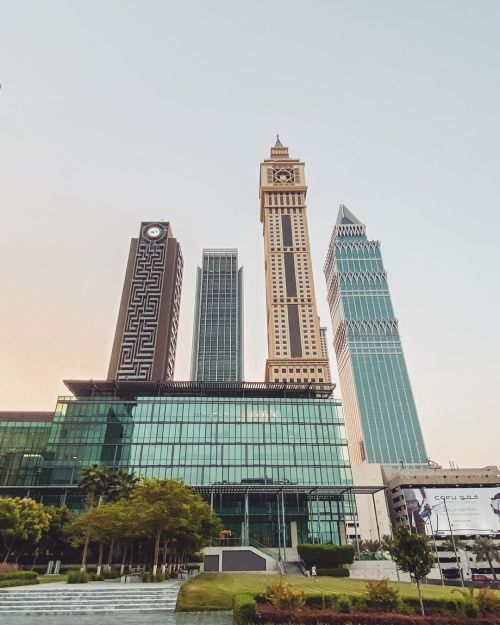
107,221,183,380
260,138,329,383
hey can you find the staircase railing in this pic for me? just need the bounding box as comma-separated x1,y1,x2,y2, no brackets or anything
247,538,280,561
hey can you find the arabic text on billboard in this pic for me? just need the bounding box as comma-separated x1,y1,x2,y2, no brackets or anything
403,487,500,535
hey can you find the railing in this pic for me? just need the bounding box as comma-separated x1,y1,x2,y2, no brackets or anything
247,538,280,561
213,536,282,561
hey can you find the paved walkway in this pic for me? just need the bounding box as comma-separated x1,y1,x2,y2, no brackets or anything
0,580,234,625
5,613,234,625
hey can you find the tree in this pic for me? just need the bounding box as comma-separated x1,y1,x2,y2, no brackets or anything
472,537,500,581
380,534,394,552
1,498,50,564
39,506,72,559
129,478,219,574
361,539,380,553
0,498,20,563
78,464,110,508
106,469,139,503
388,524,434,615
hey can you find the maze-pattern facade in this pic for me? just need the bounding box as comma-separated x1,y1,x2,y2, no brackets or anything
108,222,183,381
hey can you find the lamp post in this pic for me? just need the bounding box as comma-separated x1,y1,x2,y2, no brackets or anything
441,497,464,587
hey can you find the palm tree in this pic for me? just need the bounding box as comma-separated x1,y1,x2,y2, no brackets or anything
106,470,139,503
77,463,110,570
381,534,394,552
472,537,500,581
78,463,109,508
361,539,380,553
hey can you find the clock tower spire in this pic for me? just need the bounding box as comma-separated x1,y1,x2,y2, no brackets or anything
259,140,330,384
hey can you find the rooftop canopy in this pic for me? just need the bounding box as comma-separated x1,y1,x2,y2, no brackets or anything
63,379,336,400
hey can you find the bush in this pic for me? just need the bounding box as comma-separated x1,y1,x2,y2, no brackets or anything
317,567,350,577
0,577,39,588
366,579,401,612
266,579,305,610
298,544,355,568
257,603,500,624
67,570,89,584
0,563,18,574
476,588,500,614
0,570,37,582
337,594,351,613
233,593,257,625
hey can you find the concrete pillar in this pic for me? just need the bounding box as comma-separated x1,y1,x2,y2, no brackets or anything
290,521,298,549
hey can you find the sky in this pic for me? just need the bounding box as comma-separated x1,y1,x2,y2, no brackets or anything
0,1,499,468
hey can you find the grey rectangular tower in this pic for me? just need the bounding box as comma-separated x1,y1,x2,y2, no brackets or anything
108,222,183,381
191,249,243,381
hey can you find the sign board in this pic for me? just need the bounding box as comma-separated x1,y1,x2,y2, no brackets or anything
403,487,500,535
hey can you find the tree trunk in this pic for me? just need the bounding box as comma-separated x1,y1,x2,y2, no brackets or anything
487,555,498,581
153,531,161,576
120,543,128,576
128,540,134,571
107,538,115,568
416,578,425,616
3,543,13,564
96,541,104,577
80,531,90,571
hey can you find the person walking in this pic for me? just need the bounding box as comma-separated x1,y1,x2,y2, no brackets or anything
311,564,317,580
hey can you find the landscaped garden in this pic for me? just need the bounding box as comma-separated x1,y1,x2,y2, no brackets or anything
178,573,500,624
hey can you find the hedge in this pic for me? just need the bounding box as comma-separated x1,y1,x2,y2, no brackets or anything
257,605,500,625
317,567,350,577
298,544,355,568
233,593,258,625
0,570,38,588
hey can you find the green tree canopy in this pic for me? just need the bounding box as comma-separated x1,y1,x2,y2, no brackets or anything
388,524,434,615
472,537,500,581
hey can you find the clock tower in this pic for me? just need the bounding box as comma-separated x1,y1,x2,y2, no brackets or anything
107,221,183,381
260,138,329,384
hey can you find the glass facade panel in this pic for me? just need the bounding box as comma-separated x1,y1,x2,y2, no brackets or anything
0,389,354,545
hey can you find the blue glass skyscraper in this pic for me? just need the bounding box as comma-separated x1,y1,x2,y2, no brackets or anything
324,205,427,467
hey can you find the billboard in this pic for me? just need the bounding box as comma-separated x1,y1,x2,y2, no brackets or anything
403,487,500,536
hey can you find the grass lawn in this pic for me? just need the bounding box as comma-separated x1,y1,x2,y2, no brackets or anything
38,574,67,584
177,572,490,611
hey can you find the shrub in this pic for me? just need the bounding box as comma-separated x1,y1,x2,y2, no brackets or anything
336,594,351,613
0,571,39,589
366,579,400,612
67,570,89,584
298,544,355,568
266,579,305,610
317,567,350,577
476,588,500,614
0,563,18,574
257,603,500,624
0,570,37,582
233,593,257,625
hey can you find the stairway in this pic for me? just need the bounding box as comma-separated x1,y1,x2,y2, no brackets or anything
0,581,182,616
283,561,306,576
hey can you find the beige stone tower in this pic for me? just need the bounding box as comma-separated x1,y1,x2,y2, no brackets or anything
260,137,329,383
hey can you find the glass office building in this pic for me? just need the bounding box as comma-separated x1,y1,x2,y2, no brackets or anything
191,250,244,381
0,412,53,487
0,381,364,547
324,205,427,467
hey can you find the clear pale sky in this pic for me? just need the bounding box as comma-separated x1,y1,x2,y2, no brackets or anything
1,1,499,468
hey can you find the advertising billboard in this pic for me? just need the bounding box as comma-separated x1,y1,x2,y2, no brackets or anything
403,487,500,535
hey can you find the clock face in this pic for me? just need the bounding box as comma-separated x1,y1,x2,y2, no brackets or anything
273,168,295,184
143,224,166,241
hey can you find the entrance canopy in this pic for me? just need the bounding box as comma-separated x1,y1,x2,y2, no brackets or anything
195,484,385,497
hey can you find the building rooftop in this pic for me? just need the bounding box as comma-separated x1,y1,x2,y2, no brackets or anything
63,379,336,400
0,412,53,423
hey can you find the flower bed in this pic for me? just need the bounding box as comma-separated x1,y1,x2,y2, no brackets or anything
257,604,500,625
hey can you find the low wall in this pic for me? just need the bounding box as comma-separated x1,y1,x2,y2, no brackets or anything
348,560,411,582
203,546,278,572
